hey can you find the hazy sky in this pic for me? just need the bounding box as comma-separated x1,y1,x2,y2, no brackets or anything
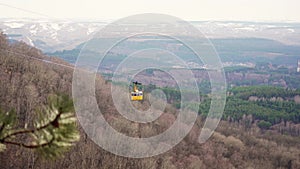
0,0,299,21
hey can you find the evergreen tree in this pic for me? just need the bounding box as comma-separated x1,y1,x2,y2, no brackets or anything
0,94,80,159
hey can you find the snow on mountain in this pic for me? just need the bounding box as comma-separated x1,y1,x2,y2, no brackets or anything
4,22,24,28
25,36,34,46
0,19,299,52
0,19,107,52
193,21,300,45
87,26,98,35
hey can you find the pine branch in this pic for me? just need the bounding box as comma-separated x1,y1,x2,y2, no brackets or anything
0,123,5,133
0,109,65,142
0,94,80,159
1,136,55,148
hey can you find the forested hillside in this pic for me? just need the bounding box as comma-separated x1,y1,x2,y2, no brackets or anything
0,32,300,169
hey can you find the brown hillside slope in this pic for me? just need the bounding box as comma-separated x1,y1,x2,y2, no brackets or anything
0,32,300,169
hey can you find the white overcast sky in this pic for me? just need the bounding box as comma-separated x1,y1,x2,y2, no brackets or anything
0,0,299,22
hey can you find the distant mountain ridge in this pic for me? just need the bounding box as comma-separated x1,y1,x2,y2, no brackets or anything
48,37,300,67
1,19,300,52
0,18,107,52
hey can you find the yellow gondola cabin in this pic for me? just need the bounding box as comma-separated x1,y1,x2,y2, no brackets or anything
131,81,143,101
